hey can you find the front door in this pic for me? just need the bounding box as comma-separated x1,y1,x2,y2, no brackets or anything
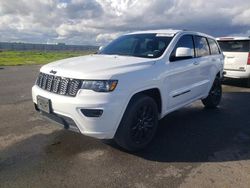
166,34,201,109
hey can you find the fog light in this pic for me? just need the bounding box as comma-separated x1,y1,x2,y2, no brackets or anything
81,109,103,117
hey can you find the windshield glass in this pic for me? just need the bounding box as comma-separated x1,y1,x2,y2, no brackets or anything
99,34,173,58
218,40,250,52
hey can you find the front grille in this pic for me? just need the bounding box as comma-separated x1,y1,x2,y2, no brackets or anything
36,73,82,97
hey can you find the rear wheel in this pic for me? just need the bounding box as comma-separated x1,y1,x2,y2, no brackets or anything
202,77,222,108
114,94,158,151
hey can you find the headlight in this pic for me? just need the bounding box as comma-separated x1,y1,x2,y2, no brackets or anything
81,80,118,92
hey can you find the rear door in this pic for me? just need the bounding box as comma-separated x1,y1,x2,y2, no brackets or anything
218,40,250,71
193,35,213,94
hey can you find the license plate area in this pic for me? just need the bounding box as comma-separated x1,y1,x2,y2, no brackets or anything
37,96,52,113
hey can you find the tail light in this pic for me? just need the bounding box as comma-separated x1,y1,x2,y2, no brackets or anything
248,53,250,65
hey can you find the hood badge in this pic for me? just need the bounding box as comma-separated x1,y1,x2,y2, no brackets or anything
50,70,57,74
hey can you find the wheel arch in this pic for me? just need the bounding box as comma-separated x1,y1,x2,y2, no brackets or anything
127,88,162,115
216,71,222,79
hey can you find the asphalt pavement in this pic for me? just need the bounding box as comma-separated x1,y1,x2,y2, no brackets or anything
0,65,250,188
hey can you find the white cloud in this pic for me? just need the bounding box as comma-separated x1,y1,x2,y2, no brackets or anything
96,32,123,44
0,0,249,45
232,9,250,26
57,2,68,9
96,0,140,16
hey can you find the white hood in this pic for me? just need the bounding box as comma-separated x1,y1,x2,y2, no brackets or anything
40,54,155,79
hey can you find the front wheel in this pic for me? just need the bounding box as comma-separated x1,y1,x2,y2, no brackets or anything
202,77,222,108
114,94,158,151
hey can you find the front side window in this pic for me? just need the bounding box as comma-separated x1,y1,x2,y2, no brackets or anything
99,34,173,59
208,38,221,55
194,36,210,57
170,35,195,61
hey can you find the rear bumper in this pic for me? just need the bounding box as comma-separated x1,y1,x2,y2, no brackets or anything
224,66,250,79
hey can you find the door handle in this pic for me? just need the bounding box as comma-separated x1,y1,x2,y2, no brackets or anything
193,62,199,65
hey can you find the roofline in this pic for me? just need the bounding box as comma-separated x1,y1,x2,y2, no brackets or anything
124,29,217,39
216,36,250,41
180,30,216,39
126,29,182,35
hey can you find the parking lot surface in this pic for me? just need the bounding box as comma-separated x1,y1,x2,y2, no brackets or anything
1,66,250,188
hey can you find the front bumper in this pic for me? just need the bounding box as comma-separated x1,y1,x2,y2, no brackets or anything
32,85,127,139
34,104,80,133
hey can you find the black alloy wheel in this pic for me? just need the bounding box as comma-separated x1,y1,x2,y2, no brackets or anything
131,104,155,145
115,94,158,151
202,77,222,108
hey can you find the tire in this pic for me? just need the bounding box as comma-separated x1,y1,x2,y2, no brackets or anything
114,94,158,151
202,76,222,108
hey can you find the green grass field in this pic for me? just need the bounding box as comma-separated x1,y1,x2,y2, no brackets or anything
0,51,94,66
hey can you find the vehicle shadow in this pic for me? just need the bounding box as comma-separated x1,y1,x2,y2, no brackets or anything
109,91,250,163
1,93,250,166
0,130,105,172
223,78,249,88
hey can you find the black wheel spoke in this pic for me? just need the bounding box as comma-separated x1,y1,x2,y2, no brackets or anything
131,104,156,144
144,122,153,128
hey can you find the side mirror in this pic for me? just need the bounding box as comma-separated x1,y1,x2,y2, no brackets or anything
99,46,104,51
175,47,193,58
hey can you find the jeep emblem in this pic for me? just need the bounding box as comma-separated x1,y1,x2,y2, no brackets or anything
50,70,57,74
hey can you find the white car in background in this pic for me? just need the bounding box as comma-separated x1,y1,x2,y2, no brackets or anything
32,30,224,151
217,37,250,87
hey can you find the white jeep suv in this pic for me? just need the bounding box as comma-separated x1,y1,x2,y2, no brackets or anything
32,30,224,151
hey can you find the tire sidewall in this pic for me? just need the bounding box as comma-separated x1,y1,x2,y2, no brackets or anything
210,77,222,106
202,76,222,108
115,95,158,151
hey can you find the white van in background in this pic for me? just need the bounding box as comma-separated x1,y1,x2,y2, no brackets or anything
217,37,250,87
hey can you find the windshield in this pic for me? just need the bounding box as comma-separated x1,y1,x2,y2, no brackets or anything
218,40,250,52
99,34,173,58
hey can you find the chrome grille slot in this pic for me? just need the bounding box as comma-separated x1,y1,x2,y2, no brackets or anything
68,80,81,96
59,78,69,95
52,77,61,93
42,74,48,89
37,73,43,87
36,72,82,97
46,75,54,91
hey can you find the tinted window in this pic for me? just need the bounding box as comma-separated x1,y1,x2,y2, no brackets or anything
208,38,220,54
170,35,195,61
218,40,250,52
99,34,173,58
194,36,210,57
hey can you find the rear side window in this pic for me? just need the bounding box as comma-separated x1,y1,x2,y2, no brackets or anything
170,35,195,61
218,40,250,52
194,36,210,57
208,38,220,55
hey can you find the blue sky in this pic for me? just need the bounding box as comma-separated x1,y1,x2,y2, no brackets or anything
0,0,249,45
